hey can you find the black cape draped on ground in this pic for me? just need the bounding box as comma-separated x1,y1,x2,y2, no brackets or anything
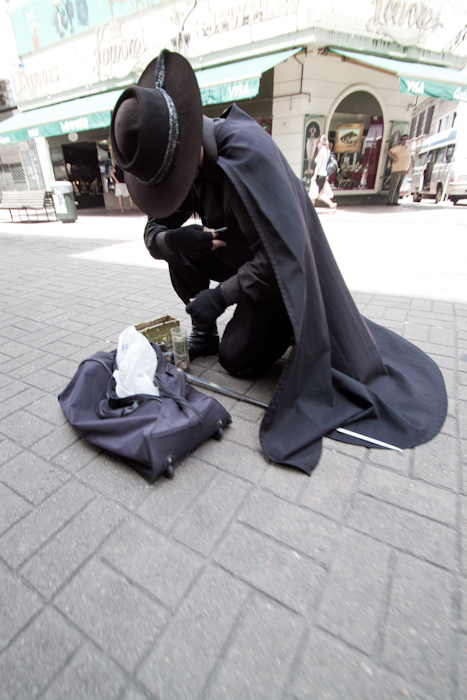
214,106,447,474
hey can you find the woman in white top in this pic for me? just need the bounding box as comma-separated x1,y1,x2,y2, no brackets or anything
310,135,337,211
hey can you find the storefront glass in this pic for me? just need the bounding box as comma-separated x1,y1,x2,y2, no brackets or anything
328,91,383,192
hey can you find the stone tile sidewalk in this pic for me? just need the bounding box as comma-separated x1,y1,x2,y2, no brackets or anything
0,206,466,699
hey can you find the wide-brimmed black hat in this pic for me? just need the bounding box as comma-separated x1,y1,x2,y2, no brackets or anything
110,50,202,218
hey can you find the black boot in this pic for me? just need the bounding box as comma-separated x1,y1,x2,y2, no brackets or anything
187,324,219,359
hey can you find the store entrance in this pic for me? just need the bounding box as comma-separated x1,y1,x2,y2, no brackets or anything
61,142,104,208
328,91,383,192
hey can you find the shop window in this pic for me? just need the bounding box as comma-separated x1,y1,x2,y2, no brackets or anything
328,90,383,191
409,117,416,139
416,111,425,137
452,112,457,127
424,106,434,134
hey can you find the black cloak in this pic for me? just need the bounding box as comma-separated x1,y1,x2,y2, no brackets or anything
215,106,447,473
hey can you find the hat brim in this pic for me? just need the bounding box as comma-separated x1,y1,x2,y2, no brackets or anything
123,52,202,219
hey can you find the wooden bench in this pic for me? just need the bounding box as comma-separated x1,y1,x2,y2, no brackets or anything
0,190,57,222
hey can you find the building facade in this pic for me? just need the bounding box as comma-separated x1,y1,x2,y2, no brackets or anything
1,0,467,208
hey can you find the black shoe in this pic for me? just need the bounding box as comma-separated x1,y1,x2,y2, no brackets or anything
187,325,219,360
386,202,394,205
393,202,401,206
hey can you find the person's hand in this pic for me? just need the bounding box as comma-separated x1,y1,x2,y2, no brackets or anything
186,285,230,327
165,225,226,258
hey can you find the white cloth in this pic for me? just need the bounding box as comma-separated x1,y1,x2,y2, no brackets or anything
115,182,130,198
113,326,159,398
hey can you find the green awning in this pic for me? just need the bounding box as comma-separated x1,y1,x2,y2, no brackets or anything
0,50,301,144
195,49,300,105
0,89,123,145
328,48,467,101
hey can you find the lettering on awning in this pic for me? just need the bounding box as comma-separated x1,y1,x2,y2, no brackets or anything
405,79,425,95
60,117,89,132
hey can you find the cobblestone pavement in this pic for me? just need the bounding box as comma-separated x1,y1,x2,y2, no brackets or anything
0,202,466,699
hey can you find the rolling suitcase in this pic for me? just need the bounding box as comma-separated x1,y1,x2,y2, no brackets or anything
58,342,231,483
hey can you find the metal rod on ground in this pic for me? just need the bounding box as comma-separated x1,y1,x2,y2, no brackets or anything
185,373,402,452
186,373,268,408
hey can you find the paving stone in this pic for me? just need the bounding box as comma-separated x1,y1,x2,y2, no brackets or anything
461,496,467,577
204,593,304,700
239,488,338,566
0,408,54,447
55,558,167,673
215,523,325,614
20,498,124,599
30,422,81,460
52,438,101,473
119,687,151,700
41,643,126,700
222,415,262,452
458,633,467,700
403,323,430,342
460,401,467,441
413,433,458,490
174,471,251,555
194,438,268,483
292,626,431,700
101,516,204,609
137,457,217,532
0,562,43,652
77,452,151,509
359,465,457,526
259,460,308,501
137,565,249,700
0,339,30,359
0,481,32,536
5,352,55,379
0,480,93,568
0,450,68,505
299,447,360,520
27,393,68,426
368,445,412,474
0,436,23,466
381,552,455,700
347,493,457,570
0,606,82,700
315,528,391,654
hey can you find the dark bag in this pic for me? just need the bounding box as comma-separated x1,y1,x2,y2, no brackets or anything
58,343,231,482
326,153,338,176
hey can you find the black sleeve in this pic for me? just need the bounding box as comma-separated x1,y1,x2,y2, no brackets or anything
143,196,196,260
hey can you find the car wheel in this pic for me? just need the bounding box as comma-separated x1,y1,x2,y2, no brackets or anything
435,185,443,204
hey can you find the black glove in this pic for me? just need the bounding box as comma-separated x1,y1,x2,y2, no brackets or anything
186,285,230,327
165,225,213,258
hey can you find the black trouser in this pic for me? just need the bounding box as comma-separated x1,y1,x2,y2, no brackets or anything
167,252,293,376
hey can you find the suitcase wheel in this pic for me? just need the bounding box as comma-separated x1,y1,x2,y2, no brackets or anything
213,419,225,441
163,456,175,479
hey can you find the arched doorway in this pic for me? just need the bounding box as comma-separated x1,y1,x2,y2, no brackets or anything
328,89,384,192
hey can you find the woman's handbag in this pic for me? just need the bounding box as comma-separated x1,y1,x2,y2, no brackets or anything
58,343,231,482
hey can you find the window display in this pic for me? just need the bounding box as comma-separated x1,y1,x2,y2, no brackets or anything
328,91,384,192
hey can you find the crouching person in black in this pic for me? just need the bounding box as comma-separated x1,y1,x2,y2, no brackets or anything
110,49,447,475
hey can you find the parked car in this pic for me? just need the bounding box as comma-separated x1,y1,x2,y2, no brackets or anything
411,128,467,204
